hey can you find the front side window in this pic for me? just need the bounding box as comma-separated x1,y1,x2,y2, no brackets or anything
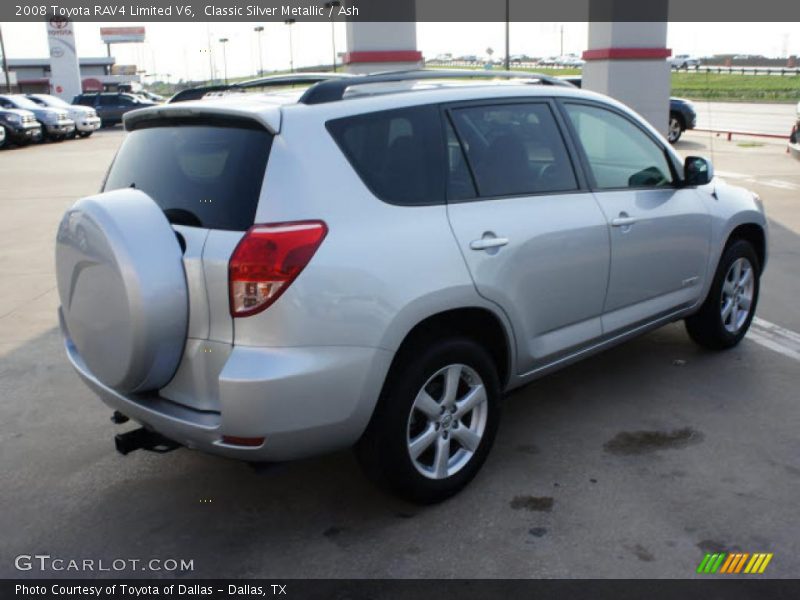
326,105,445,206
564,103,674,189
449,103,578,198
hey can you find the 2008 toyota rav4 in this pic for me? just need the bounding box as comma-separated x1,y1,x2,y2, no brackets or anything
56,71,767,503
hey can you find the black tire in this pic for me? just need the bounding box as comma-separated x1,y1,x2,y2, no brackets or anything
685,239,760,350
77,131,93,138
668,113,684,144
356,337,501,504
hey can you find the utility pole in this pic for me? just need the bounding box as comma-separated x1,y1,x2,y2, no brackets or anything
254,26,264,76
324,2,341,72
219,38,229,84
0,25,12,92
504,0,510,71
284,20,296,73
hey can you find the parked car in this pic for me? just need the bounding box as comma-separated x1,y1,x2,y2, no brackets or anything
27,94,101,138
72,92,156,127
56,70,767,504
0,107,43,146
0,94,74,141
0,123,5,148
788,101,800,160
559,76,697,143
671,54,701,69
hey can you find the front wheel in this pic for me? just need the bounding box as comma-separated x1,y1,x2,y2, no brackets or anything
356,337,501,504
685,239,760,350
77,131,93,138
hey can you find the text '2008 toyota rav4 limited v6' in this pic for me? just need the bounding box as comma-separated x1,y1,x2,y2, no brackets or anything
56,71,767,503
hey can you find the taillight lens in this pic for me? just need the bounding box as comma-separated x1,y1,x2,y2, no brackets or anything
229,220,327,317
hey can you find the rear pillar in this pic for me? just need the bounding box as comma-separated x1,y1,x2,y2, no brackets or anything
582,6,671,135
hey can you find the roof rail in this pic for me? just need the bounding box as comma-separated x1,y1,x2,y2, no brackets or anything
298,69,576,105
168,72,353,104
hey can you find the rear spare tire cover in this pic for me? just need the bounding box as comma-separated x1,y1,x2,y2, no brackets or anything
56,189,188,393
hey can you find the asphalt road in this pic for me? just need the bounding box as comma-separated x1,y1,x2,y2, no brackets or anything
692,101,796,136
1,124,799,579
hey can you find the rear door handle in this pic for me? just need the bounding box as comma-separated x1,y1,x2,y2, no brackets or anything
611,216,638,227
470,237,509,251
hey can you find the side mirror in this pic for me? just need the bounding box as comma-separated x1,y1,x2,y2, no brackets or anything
684,156,714,186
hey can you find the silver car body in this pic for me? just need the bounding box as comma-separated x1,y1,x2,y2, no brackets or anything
28,94,102,134
57,82,768,462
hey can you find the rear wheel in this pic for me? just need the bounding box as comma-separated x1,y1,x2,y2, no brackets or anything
685,239,760,350
668,114,684,143
356,337,501,504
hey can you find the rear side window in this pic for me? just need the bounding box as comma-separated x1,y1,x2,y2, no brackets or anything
449,103,578,198
326,105,445,206
104,122,272,231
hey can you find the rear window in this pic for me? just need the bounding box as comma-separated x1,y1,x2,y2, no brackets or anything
326,105,445,206
104,122,272,231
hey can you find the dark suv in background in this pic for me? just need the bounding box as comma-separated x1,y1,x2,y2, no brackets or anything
0,107,43,146
73,92,156,127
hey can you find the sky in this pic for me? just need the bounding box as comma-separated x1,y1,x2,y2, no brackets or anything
0,21,798,82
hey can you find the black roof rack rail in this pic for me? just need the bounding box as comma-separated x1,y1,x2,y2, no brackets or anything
167,72,353,104
298,69,576,105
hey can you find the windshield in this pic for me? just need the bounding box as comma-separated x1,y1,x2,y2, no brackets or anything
35,95,70,108
6,96,41,110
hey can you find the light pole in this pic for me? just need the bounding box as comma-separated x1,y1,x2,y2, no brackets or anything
0,25,11,92
254,26,264,76
504,0,510,71
323,1,340,72
219,38,229,84
284,20,296,73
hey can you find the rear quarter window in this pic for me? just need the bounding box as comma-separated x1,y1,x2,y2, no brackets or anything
104,121,272,231
326,105,445,206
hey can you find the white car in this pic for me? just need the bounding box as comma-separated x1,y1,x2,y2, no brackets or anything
671,54,701,70
27,94,101,138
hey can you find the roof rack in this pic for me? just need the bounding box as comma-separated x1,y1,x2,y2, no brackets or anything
298,69,576,105
168,72,352,104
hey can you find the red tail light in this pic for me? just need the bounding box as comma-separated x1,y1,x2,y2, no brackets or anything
229,220,327,317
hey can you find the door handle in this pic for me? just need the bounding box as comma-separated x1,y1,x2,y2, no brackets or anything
470,237,509,251
611,215,638,227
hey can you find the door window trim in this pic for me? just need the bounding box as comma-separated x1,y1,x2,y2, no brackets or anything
440,97,591,204
555,99,684,192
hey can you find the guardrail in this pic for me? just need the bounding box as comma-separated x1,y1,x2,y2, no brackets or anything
673,65,800,76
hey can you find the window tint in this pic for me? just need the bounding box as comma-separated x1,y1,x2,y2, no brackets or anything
326,105,445,206
564,103,674,189
445,120,476,200
449,103,577,197
98,95,118,106
104,123,273,231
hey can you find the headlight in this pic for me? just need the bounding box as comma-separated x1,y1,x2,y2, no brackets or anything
6,114,21,124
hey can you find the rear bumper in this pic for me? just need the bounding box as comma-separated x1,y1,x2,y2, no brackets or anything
62,320,392,462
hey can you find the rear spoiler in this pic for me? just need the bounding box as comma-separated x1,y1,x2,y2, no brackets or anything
123,103,283,134
167,73,353,104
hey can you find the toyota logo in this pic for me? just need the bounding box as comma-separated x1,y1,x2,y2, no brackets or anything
50,17,68,29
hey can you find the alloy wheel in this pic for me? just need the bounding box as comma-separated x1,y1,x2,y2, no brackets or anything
720,257,755,333
406,364,488,480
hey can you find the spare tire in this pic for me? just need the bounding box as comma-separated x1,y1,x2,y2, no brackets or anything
56,189,188,394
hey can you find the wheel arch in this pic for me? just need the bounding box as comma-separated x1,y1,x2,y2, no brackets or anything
384,306,515,391
725,222,766,272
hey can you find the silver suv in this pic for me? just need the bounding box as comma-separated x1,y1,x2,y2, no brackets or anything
55,71,768,503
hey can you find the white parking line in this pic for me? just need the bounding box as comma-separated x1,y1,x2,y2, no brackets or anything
747,317,800,362
715,170,800,191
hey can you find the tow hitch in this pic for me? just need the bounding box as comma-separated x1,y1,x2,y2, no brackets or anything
114,427,181,455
